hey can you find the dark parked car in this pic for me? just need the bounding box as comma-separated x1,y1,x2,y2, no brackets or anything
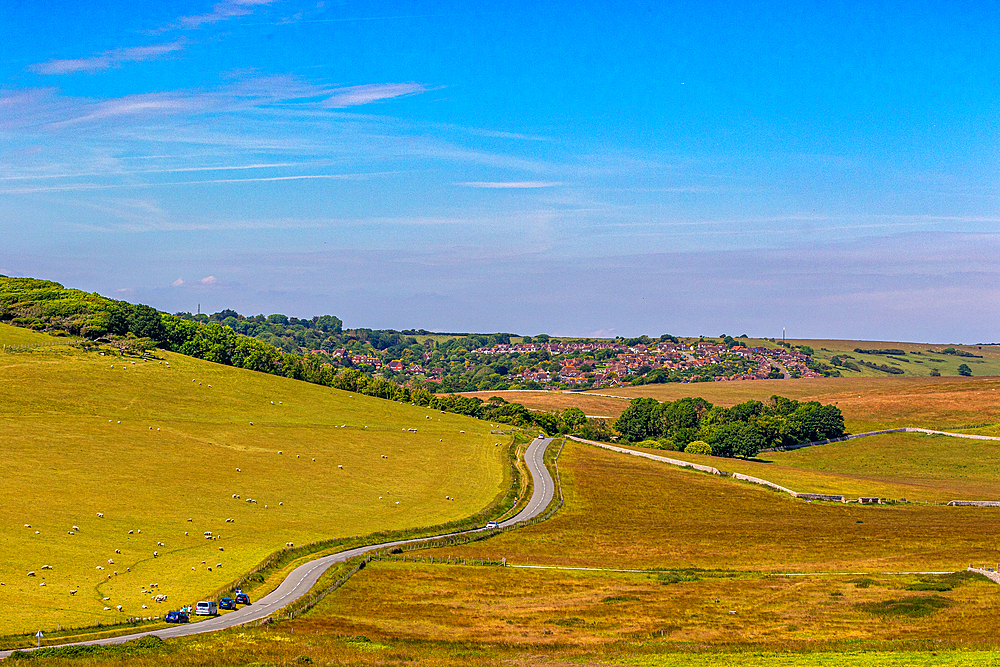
165,611,189,623
234,593,251,605
219,597,235,610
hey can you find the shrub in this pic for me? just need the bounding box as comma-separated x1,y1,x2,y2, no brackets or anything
685,440,712,455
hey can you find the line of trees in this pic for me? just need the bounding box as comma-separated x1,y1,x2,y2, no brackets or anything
612,395,846,458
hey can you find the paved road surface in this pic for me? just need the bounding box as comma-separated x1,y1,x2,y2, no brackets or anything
0,438,556,657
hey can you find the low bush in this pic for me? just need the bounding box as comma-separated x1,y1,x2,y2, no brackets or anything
685,440,712,455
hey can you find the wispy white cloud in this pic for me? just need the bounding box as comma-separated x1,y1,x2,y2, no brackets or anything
177,0,276,28
32,40,186,75
0,173,375,194
172,278,185,286
458,181,563,188
200,275,217,285
322,83,428,108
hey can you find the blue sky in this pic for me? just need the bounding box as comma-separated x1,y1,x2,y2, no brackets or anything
2,1,1000,342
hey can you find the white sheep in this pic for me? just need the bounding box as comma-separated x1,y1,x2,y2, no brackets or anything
41,565,52,570
338,465,343,469
153,551,159,557
128,530,134,534
115,549,121,554
70,590,77,595
108,558,114,565
97,512,104,518
26,571,35,577
72,526,79,531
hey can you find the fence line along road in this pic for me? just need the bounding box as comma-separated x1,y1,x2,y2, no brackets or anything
0,438,558,658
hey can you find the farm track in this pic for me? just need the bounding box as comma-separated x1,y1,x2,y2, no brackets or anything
0,438,558,658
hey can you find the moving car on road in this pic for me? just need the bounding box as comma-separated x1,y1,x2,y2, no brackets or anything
485,520,499,529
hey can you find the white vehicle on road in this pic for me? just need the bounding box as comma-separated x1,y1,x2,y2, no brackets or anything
485,520,499,529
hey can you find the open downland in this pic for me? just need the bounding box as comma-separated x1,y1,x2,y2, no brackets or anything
422,439,1000,572
0,324,508,636
26,436,1000,665
616,430,1000,502
590,375,1000,435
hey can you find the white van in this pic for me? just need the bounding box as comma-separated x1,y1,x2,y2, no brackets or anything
195,600,218,616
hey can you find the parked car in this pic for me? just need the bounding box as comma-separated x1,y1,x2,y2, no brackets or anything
165,610,189,623
219,597,235,610
195,600,218,616
234,593,251,605
485,520,499,529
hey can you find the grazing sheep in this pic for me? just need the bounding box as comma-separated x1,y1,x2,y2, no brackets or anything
218,546,224,551
142,604,148,609
23,524,30,528
97,512,104,518
338,465,343,469
68,531,74,535
279,502,283,506
104,607,111,611
70,590,77,595
41,565,52,570
157,542,164,547
115,549,121,554
96,566,104,570
153,551,158,557
116,605,123,612
237,469,241,473
128,530,133,534
72,526,79,531
39,582,46,587
35,530,39,534
108,559,114,565
216,563,222,568
26,571,35,577
187,518,193,522
278,450,283,455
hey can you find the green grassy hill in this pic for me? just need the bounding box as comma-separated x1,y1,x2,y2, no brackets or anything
0,324,508,635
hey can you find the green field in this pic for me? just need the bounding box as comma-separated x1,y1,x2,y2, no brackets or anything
0,323,508,635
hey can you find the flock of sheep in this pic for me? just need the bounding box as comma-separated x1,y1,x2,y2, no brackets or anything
13,363,487,619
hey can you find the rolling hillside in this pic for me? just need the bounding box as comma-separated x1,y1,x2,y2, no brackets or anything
0,324,509,635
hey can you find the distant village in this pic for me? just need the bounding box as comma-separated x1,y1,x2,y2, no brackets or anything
316,338,824,390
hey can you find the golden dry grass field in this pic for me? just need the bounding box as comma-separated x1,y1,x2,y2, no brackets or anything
422,439,1000,573
618,431,1000,502
0,324,508,636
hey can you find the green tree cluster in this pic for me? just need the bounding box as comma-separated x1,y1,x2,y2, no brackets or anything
613,395,845,458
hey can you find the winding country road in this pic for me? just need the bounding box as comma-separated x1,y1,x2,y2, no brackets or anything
0,438,557,657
